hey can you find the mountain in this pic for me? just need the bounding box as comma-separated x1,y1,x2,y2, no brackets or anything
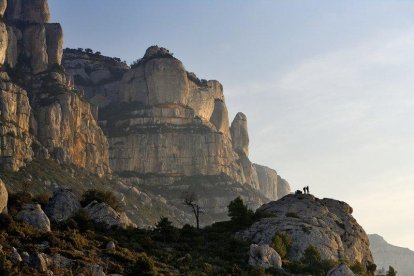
0,0,291,226
369,234,414,276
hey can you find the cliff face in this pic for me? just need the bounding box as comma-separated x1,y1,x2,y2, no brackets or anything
0,0,110,176
237,194,374,268
63,46,291,201
369,234,414,276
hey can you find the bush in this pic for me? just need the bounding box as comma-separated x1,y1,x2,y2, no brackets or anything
129,254,157,276
386,266,397,276
81,189,120,211
227,197,254,228
271,232,292,258
7,192,33,215
154,217,179,242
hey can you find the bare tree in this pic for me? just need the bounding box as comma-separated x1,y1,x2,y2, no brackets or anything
183,192,203,229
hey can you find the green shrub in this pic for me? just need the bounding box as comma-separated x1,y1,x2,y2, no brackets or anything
350,261,365,274
271,232,292,258
227,197,254,228
154,217,179,242
129,254,157,276
81,189,120,211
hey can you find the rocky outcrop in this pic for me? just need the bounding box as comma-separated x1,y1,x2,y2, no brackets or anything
5,26,18,68
45,188,81,222
0,21,8,65
0,0,6,17
5,0,51,24
230,112,249,156
248,244,282,269
62,49,129,107
83,201,136,229
236,194,374,267
0,73,33,171
369,234,414,276
16,203,51,231
327,264,355,276
254,164,291,200
45,23,63,66
23,24,49,74
0,178,7,213
210,99,230,136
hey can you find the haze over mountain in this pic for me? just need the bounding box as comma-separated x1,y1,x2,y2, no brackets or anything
47,0,414,249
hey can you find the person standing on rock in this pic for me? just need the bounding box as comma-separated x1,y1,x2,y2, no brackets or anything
306,186,309,194
303,187,306,194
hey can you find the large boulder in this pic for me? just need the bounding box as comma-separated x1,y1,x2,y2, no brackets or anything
83,201,135,229
45,188,81,222
237,194,373,267
248,244,282,269
16,204,51,231
230,112,249,156
0,178,8,213
327,264,355,276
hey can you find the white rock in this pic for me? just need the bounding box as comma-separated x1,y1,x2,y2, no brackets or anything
248,244,282,269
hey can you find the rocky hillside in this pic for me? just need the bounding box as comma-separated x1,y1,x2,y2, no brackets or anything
369,234,414,276
0,0,110,176
237,194,374,270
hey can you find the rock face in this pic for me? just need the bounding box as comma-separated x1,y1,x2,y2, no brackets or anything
369,234,414,276
0,178,7,213
0,0,111,176
5,0,51,24
248,244,282,269
61,46,291,224
16,204,51,231
45,188,81,222
254,164,291,200
0,73,33,171
83,201,135,229
327,264,355,276
236,194,374,267
230,112,249,156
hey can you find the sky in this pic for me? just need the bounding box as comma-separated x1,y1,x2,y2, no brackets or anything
49,0,414,250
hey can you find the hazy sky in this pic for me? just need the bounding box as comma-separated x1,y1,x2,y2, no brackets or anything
49,0,414,250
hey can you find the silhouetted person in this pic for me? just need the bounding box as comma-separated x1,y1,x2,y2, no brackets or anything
306,186,309,194
303,187,306,194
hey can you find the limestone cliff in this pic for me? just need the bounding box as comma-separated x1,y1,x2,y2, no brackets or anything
64,46,290,200
369,234,414,276
0,0,111,176
237,194,374,268
61,46,291,224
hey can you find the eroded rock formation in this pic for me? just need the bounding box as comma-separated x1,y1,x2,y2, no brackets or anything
236,194,374,267
0,178,7,213
0,0,111,175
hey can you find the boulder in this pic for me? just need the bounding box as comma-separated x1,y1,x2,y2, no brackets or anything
230,112,249,156
327,264,355,276
210,99,230,136
119,65,149,104
16,203,51,231
145,57,190,106
30,253,48,272
11,247,22,264
106,241,116,250
45,188,81,222
83,201,135,229
45,23,63,66
0,21,8,65
50,253,73,269
21,252,30,264
237,194,373,266
0,178,8,213
248,244,282,269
